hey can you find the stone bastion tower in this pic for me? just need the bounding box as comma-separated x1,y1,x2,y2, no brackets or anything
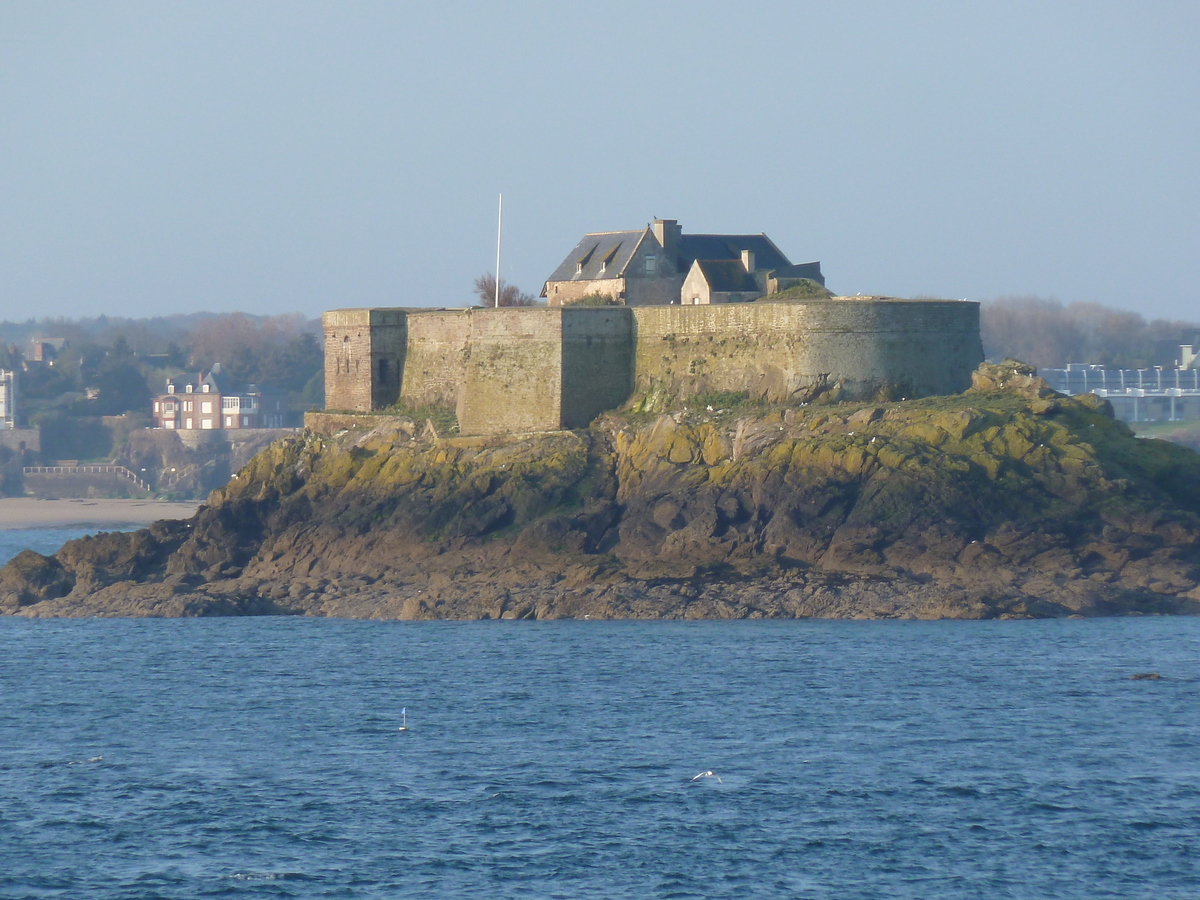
321,299,983,436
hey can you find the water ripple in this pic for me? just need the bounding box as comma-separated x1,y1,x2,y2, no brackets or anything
1,616,1199,898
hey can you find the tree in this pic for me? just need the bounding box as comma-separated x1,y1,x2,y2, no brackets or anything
981,296,1200,369
90,358,151,416
186,312,318,386
473,274,537,308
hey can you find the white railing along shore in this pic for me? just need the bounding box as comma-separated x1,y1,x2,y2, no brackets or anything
23,465,151,492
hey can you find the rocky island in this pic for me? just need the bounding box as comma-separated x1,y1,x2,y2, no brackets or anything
4,361,1200,619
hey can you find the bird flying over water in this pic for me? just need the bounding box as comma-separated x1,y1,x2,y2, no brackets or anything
691,770,722,783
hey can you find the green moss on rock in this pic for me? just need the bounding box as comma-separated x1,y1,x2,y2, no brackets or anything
6,362,1200,620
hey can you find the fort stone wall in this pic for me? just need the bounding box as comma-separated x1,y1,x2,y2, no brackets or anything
324,299,982,435
323,308,407,412
399,311,468,409
560,308,635,429
630,300,982,403
457,309,565,435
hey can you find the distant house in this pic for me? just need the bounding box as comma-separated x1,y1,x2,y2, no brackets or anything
28,338,69,364
151,364,287,430
542,218,824,307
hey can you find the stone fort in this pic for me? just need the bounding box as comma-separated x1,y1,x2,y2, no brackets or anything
323,299,984,435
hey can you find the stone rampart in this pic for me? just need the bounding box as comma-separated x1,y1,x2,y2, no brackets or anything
400,311,468,408
457,308,565,435
631,300,981,403
560,308,634,429
323,308,406,411
323,299,983,435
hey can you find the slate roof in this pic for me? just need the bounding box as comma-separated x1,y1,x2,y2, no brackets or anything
166,363,233,395
544,230,648,283
201,364,231,394
693,260,760,293
544,222,819,295
677,234,790,270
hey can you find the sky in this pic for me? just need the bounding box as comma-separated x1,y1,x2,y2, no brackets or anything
1,1,1197,321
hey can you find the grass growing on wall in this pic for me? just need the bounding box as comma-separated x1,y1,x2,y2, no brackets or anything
768,280,835,301
565,293,621,307
380,402,460,435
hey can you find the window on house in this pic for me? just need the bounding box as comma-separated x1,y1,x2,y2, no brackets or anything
201,401,212,414
645,256,657,273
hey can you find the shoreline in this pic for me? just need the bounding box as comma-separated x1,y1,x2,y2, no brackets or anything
0,498,202,530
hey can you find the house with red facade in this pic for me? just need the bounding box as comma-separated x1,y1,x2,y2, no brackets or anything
151,364,287,430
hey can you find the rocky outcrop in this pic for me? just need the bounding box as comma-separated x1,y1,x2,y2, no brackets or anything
118,427,292,499
5,362,1200,619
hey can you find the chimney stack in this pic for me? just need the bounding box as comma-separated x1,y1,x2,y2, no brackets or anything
652,219,681,262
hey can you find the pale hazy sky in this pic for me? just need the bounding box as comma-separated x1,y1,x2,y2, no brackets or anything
1,1,1197,321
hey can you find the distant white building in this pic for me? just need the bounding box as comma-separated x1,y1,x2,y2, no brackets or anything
0,370,15,429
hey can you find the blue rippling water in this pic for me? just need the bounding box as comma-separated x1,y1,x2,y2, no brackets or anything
1,614,1199,898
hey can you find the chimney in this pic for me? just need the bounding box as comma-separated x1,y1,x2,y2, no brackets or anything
652,218,681,261
741,248,755,272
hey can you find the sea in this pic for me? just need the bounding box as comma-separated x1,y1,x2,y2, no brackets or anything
1,527,1199,899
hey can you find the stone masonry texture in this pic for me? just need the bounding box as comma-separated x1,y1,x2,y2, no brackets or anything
323,300,983,434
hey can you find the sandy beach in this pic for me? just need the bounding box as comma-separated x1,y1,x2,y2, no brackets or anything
0,498,202,530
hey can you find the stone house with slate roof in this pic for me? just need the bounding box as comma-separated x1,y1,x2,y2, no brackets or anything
542,218,824,307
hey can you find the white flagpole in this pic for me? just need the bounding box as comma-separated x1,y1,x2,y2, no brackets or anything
495,193,503,308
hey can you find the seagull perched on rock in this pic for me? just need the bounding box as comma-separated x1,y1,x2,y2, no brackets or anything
691,770,723,783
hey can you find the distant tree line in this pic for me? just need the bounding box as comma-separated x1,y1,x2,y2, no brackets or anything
981,297,1200,370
